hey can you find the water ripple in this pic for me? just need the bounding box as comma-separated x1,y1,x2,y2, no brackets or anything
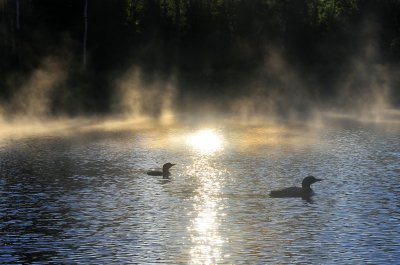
0,125,399,264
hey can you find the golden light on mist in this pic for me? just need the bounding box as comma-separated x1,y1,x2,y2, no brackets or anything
114,67,177,124
185,129,224,154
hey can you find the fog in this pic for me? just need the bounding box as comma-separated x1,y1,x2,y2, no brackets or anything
1,1,400,140
0,47,399,140
113,66,177,124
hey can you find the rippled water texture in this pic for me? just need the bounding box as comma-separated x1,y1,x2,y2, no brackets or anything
1,122,399,264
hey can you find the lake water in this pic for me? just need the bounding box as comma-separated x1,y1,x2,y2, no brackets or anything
0,120,399,264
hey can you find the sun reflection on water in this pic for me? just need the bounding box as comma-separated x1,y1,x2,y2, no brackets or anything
185,129,228,265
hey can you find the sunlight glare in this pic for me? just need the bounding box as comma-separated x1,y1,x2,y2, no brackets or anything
188,160,225,264
186,129,224,154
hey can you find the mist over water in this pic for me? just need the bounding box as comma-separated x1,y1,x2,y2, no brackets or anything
0,7,399,127
0,41,399,140
1,28,399,135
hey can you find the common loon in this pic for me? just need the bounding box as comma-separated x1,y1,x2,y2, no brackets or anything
147,163,176,179
269,176,322,198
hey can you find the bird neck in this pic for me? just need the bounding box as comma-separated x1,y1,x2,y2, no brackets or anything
302,183,312,191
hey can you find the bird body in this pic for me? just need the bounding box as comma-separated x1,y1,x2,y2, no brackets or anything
269,187,314,197
269,176,322,198
147,163,176,179
146,171,164,176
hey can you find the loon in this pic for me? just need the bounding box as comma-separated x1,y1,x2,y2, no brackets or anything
269,176,322,198
147,163,176,179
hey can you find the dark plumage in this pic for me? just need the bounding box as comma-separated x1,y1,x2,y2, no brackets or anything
147,163,176,179
269,176,322,198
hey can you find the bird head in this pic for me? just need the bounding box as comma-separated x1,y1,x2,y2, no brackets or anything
302,176,322,189
162,163,176,172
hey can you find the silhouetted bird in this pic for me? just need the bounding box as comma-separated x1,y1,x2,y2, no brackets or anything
147,163,176,179
269,176,322,198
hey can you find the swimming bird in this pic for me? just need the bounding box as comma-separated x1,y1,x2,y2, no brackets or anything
147,163,176,179
269,176,322,198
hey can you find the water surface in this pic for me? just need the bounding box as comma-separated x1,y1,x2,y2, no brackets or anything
0,122,399,264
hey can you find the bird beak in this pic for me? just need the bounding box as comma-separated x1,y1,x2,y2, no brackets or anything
315,178,322,182
171,164,176,167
